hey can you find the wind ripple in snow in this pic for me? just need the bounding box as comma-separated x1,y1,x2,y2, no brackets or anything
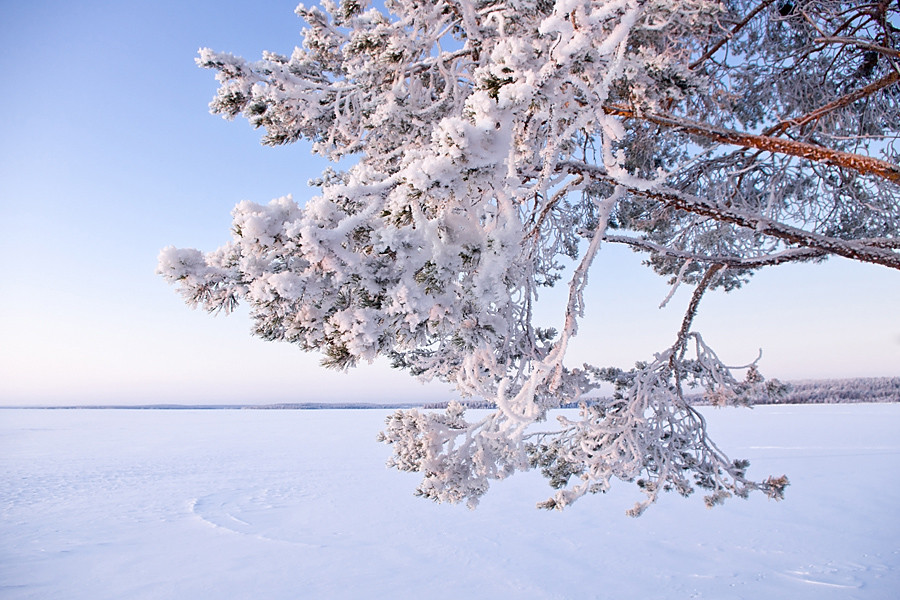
189,486,323,547
783,565,864,589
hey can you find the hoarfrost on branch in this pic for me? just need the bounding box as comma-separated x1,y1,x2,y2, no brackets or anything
159,0,898,514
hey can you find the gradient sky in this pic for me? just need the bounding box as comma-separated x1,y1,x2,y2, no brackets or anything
1,1,898,406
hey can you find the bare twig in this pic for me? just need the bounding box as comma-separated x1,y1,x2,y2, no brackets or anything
689,0,778,71
813,36,900,58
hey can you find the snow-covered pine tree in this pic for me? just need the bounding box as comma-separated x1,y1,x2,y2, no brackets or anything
159,0,898,514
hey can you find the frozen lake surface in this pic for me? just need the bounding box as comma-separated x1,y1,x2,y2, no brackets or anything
2,404,898,599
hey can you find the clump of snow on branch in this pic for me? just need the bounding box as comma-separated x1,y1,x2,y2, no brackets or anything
160,0,898,513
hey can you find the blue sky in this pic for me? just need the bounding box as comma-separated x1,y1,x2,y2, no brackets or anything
1,1,897,406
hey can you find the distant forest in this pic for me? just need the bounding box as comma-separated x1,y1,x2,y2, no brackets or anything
424,377,900,409
753,377,900,405
9,378,897,411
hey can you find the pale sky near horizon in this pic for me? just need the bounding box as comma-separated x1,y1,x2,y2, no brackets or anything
1,0,898,406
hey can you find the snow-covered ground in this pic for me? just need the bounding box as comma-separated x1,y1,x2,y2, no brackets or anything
2,404,898,599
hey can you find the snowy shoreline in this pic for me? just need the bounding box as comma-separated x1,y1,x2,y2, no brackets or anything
5,377,896,410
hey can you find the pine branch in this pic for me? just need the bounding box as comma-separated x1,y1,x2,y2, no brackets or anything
562,161,900,270
602,234,827,267
688,0,777,71
813,36,900,59
603,104,900,183
763,70,900,136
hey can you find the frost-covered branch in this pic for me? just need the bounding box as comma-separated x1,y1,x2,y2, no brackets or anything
161,0,897,515
603,234,827,268
813,36,900,59
561,160,900,271
763,71,900,136
603,103,900,183
688,0,778,70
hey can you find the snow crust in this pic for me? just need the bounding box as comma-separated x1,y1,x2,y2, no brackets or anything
2,405,898,599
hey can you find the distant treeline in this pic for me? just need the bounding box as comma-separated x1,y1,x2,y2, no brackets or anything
6,378,897,410
1,403,422,411
756,377,900,405
423,377,900,409
246,402,421,410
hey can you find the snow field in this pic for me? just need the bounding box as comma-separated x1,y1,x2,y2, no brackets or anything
1,405,898,599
